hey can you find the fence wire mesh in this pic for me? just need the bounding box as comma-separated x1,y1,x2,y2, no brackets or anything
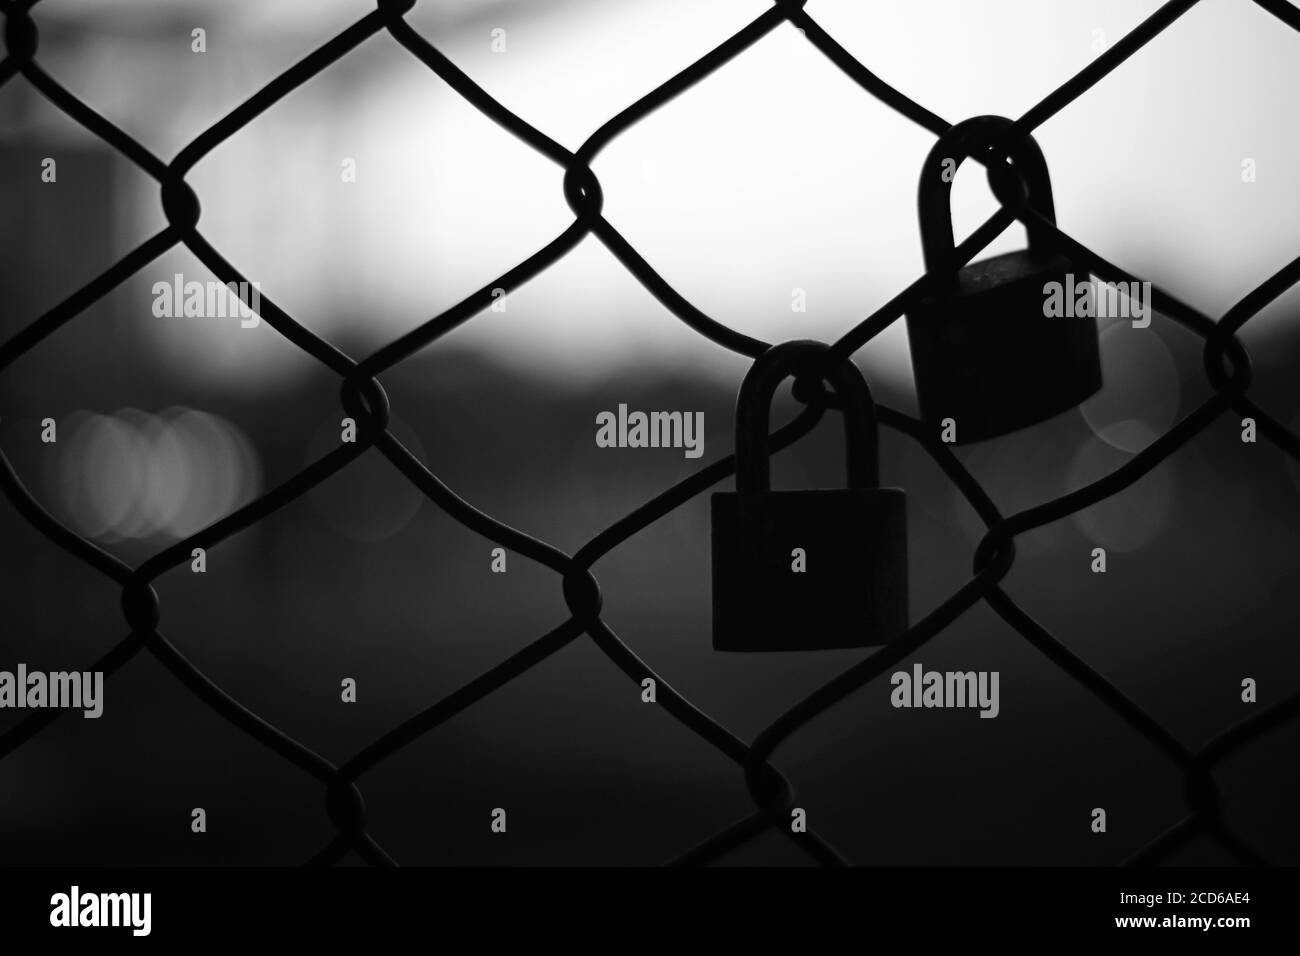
2,0,1300,867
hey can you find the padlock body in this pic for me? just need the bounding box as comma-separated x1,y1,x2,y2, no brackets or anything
906,250,1102,444
711,488,907,652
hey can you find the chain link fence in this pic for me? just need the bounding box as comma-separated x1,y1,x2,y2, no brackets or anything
2,0,1299,866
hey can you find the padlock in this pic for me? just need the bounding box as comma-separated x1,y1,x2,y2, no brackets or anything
906,115,1102,444
711,341,907,652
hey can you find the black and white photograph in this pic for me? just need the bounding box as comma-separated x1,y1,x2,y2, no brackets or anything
1,0,1297,940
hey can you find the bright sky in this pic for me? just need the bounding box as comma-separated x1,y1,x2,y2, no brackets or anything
23,0,1300,390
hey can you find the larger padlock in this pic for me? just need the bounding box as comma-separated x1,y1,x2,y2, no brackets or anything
711,341,907,652
906,116,1102,444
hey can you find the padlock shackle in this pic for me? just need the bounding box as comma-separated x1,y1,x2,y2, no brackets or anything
734,341,879,494
919,115,1057,276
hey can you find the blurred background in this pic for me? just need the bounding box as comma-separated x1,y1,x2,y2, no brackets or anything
1,0,1299,866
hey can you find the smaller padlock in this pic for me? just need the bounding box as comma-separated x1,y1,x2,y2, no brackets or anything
711,341,907,652
906,116,1102,444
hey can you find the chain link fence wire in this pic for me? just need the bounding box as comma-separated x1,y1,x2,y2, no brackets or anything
2,0,1300,867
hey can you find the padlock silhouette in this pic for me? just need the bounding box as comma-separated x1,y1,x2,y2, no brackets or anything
906,115,1102,444
711,341,907,652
